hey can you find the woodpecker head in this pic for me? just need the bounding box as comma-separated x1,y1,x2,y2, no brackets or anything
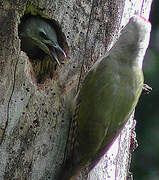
111,15,151,68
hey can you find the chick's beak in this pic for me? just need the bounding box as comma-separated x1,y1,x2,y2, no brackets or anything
56,46,66,57
50,42,66,65
50,47,61,65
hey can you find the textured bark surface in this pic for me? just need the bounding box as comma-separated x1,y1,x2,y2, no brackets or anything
0,0,152,180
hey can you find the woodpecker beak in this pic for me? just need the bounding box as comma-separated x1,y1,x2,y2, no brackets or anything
50,42,66,65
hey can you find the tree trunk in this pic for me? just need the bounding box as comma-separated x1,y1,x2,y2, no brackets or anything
0,0,152,179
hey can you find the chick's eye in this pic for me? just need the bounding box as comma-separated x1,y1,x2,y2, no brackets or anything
39,32,48,40
52,42,57,47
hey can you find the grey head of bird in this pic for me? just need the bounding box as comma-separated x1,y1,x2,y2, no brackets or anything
20,16,66,65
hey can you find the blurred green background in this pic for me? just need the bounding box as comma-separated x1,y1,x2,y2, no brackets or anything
131,1,159,179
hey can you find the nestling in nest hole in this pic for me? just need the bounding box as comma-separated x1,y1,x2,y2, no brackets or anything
18,14,67,83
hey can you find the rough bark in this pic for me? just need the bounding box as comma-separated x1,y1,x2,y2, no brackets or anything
0,0,152,180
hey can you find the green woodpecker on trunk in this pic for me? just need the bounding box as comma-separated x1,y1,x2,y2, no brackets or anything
57,15,151,180
19,16,66,65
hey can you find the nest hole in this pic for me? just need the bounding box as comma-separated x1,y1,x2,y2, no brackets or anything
18,13,68,84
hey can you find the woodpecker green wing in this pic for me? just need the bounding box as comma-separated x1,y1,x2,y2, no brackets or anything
76,57,116,161
75,54,144,169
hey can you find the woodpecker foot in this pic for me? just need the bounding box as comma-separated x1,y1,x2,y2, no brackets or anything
142,84,152,95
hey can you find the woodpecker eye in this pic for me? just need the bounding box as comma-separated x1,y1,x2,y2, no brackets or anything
39,31,48,40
